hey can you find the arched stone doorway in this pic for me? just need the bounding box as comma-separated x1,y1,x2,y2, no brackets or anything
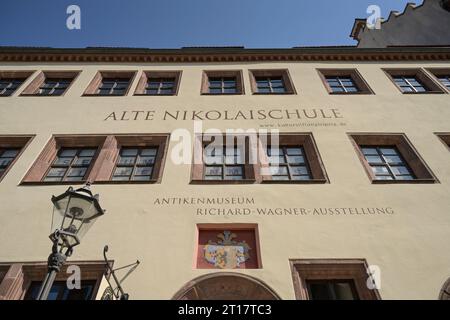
172,273,281,300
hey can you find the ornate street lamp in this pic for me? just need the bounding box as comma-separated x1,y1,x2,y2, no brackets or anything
36,183,106,300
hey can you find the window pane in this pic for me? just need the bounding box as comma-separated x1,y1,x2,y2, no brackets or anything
396,175,414,180
225,166,243,176
287,155,305,164
286,148,303,155
73,157,92,166
271,175,290,181
47,168,67,177
131,175,152,181
112,176,130,181
372,166,389,175
137,156,155,165
272,87,286,93
121,149,138,156
365,155,383,164
290,166,309,176
362,147,378,156
79,149,96,157
59,149,77,157
118,156,136,165
114,167,133,176
380,148,397,156
1,149,19,158
391,166,411,175
209,88,222,94
257,87,271,93
54,157,72,166
205,166,222,176
135,167,153,176
270,166,288,175
141,148,157,156
224,88,237,94
384,155,402,164
67,167,87,177
205,175,222,180
0,158,13,167
331,87,345,93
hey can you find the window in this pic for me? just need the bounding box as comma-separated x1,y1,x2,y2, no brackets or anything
267,146,312,181
84,71,136,96
23,134,169,184
0,149,20,179
0,135,33,182
290,259,381,300
37,78,72,96
0,262,106,300
134,71,181,96
426,69,450,93
21,71,79,96
262,134,328,184
325,76,358,93
191,134,257,184
97,78,130,96
361,146,414,181
44,148,97,182
196,224,261,269
349,133,437,184
209,77,237,94
112,147,158,181
317,69,373,94
384,69,445,94
437,75,450,90
306,280,359,300
0,79,25,96
201,70,244,95
24,281,96,300
204,146,245,181
0,71,33,97
145,78,176,95
393,76,427,93
256,77,285,93
249,69,296,94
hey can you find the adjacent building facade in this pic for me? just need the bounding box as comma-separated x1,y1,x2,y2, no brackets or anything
0,44,449,300
352,0,450,48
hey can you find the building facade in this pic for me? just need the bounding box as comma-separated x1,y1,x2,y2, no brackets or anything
0,46,449,300
352,0,450,48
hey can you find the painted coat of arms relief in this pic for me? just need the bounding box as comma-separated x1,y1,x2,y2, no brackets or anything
203,231,251,269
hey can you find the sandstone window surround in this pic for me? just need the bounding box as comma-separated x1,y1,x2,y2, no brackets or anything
0,135,34,182
201,70,244,95
20,71,80,96
83,71,137,96
191,133,328,185
134,70,182,96
317,68,374,95
383,68,445,94
289,259,381,300
0,261,108,300
0,71,34,97
195,223,262,269
248,69,296,95
191,134,258,185
349,133,438,184
426,68,450,93
260,133,328,184
21,134,169,185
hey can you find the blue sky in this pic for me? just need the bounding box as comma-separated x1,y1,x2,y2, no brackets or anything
0,0,423,48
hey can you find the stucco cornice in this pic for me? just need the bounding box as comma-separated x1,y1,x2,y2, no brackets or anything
0,46,449,63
